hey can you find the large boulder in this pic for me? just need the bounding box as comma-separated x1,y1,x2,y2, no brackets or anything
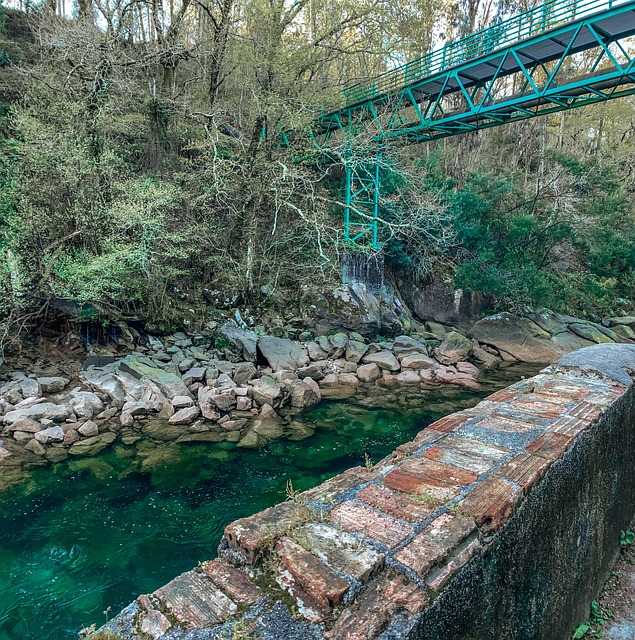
303,283,382,337
69,391,104,419
1,402,71,425
525,310,568,336
258,337,309,372
400,275,492,330
361,350,400,371
220,321,258,361
251,376,285,407
569,323,614,344
603,316,635,328
471,313,565,363
289,378,321,409
82,366,127,407
118,354,192,400
434,331,472,365
611,325,635,342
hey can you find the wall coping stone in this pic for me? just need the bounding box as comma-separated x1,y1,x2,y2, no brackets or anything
103,343,635,640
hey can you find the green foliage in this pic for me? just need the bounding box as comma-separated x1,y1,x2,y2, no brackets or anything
620,530,635,547
214,336,230,350
572,624,590,639
572,600,614,639
1,0,635,341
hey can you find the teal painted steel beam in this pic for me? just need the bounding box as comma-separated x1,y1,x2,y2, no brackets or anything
291,0,635,249
315,0,635,140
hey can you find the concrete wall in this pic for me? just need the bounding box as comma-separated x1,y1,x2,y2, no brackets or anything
105,344,635,640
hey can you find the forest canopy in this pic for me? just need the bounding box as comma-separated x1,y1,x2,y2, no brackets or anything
1,0,634,344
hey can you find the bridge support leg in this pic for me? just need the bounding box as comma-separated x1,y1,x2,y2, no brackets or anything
344,152,381,250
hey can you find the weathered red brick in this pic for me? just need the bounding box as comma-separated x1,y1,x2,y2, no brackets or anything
199,559,262,606
508,397,566,420
275,537,350,622
457,477,523,534
154,570,237,629
548,415,591,438
327,573,429,640
394,513,476,576
302,466,376,504
610,383,627,398
422,439,507,475
300,523,385,581
484,389,517,403
392,429,448,461
223,501,308,565
494,453,551,493
476,414,542,432
529,392,580,407
400,456,479,486
330,501,414,548
425,535,482,592
533,382,589,401
136,594,172,638
428,412,476,433
356,483,434,523
566,401,603,423
535,376,589,399
525,431,573,461
382,469,463,504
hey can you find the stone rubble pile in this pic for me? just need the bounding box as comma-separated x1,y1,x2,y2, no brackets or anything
0,309,633,465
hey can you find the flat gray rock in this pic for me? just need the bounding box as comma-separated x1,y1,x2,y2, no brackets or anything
555,343,635,386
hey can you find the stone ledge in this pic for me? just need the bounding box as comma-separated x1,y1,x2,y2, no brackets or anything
103,344,635,640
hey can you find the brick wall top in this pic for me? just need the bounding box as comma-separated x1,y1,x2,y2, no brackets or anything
104,344,635,640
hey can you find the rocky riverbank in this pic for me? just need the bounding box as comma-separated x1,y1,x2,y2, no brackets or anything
1,307,634,481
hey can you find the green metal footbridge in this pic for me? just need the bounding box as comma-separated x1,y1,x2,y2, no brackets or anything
294,0,635,249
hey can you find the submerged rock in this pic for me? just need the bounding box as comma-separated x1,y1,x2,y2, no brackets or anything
69,432,117,456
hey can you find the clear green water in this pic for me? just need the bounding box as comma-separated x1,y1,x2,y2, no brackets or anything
0,374,526,640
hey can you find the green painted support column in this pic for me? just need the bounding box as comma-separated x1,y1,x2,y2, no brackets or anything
343,151,382,251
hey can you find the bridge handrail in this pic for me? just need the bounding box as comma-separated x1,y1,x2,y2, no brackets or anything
335,0,625,113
